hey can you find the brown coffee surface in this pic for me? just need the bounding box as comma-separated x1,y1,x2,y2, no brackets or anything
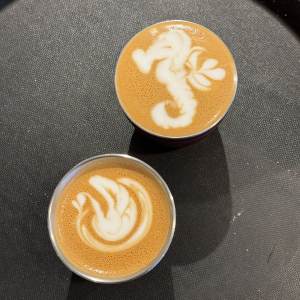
115,21,237,137
54,161,170,278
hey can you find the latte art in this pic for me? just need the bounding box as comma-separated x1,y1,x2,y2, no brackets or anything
132,30,226,129
72,176,153,252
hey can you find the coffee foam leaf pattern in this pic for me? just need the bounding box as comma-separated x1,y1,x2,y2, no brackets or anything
132,29,226,129
72,176,153,252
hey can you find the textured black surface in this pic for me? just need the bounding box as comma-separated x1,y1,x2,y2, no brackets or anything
0,0,299,299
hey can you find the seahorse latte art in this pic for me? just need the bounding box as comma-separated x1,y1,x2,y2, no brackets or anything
132,30,226,129
72,175,153,252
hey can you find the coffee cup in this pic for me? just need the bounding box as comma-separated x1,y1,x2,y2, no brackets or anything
115,20,237,147
48,154,176,283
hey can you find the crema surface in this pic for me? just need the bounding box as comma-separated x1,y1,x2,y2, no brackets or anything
54,162,170,278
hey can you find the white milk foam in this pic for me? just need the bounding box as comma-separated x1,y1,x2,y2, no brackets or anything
72,175,153,252
132,29,226,129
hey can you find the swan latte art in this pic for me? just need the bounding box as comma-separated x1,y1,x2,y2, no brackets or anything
54,159,171,278
116,21,237,137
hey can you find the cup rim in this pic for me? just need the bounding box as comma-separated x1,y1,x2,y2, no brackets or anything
48,154,176,283
114,19,238,140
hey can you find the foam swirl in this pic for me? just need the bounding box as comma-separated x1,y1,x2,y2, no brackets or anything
132,29,226,129
72,176,153,252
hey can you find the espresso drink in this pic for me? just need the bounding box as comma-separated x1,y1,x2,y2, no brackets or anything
115,21,237,137
54,159,171,278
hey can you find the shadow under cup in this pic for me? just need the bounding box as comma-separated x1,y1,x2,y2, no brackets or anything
115,20,238,147
48,154,176,283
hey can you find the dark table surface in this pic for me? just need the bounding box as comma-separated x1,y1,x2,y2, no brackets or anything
0,0,299,299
